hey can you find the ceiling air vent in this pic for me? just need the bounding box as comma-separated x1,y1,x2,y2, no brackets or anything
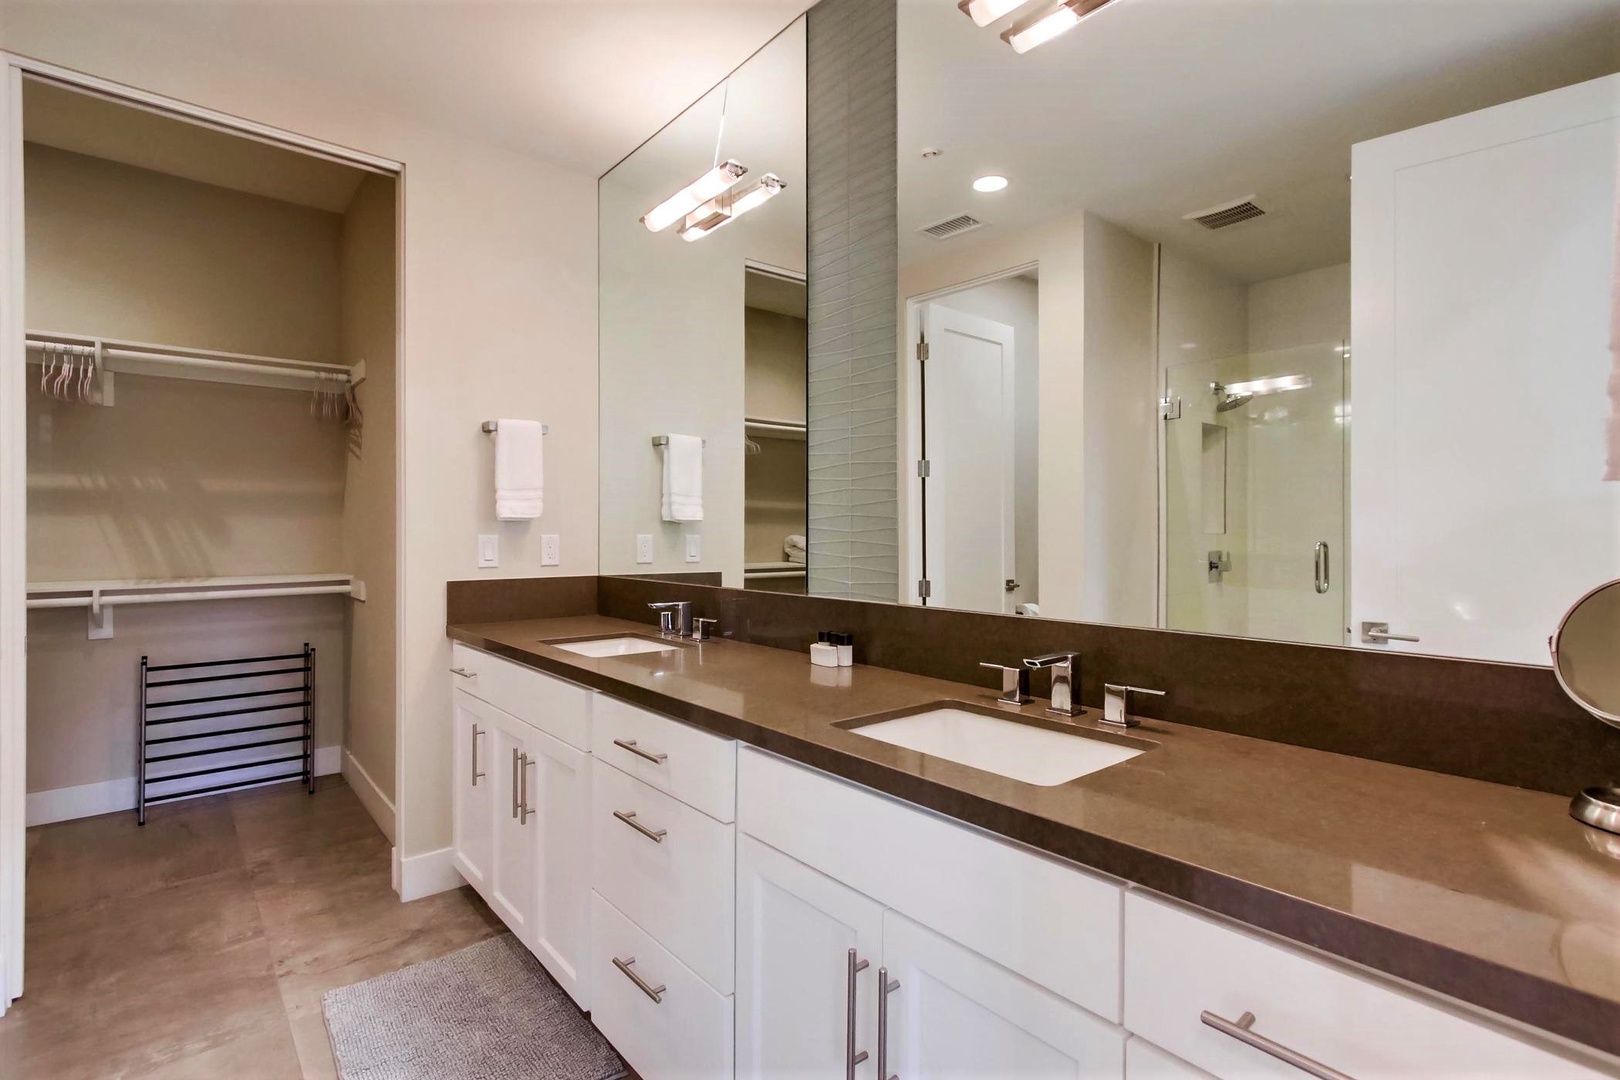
919,213,984,240
1184,197,1266,231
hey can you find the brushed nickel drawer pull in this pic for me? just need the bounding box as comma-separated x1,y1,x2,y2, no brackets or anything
847,948,870,1079
510,747,520,819
470,725,485,786
613,809,667,843
1201,1010,1355,1080
450,666,476,678
612,955,666,1003
613,738,668,764
518,752,535,824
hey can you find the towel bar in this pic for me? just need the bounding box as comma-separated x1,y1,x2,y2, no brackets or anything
651,435,707,447
481,420,548,434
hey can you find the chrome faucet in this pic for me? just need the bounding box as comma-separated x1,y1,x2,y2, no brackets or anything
1024,652,1082,717
979,662,1033,706
648,601,694,638
1101,683,1165,728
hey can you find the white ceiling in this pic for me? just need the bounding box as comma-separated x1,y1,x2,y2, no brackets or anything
2,0,817,178
23,79,370,212
899,0,1620,282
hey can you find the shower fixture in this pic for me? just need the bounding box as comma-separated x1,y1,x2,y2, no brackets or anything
1211,374,1311,412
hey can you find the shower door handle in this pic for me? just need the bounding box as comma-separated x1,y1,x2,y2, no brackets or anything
1314,542,1330,594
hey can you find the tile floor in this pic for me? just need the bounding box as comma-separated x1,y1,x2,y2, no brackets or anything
0,776,505,1079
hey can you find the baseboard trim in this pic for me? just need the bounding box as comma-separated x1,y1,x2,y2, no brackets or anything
397,846,463,902
342,749,396,845
26,745,343,826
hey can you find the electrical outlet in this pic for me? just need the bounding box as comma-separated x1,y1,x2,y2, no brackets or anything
477,534,499,568
636,534,654,564
685,534,702,563
541,534,560,566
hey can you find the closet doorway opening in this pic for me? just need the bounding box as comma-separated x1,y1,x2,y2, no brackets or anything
0,61,403,1013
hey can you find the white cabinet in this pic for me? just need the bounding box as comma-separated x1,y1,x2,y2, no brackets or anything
1125,1038,1215,1080
736,835,885,1080
882,911,1126,1080
449,662,593,1010
451,691,495,894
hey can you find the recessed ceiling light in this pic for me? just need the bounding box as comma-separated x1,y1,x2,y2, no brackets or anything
973,175,1009,193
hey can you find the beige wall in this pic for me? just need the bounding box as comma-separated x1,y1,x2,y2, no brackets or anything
1248,262,1350,353
1,8,601,864
339,173,398,829
743,306,807,567
1079,213,1157,628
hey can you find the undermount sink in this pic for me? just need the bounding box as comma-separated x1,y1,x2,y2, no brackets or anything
548,635,680,658
843,705,1148,786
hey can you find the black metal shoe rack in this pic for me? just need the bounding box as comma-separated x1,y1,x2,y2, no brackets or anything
137,644,317,824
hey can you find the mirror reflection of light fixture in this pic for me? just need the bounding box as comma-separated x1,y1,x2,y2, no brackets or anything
641,160,748,232
958,0,1031,28
1001,0,1118,53
679,174,786,242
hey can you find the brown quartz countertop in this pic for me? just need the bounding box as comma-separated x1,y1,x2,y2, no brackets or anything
449,615,1620,1060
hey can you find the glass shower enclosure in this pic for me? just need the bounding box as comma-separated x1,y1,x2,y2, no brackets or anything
1162,341,1348,646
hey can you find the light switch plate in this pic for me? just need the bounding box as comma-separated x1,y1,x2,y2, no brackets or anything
636,534,654,564
685,534,702,563
477,534,499,568
541,534,560,566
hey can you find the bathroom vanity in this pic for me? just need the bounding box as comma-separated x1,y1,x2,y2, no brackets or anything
446,614,1620,1080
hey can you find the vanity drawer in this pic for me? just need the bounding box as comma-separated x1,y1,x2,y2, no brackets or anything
738,747,1122,1022
1124,891,1610,1080
592,694,736,822
591,757,735,994
450,642,592,751
590,890,734,1080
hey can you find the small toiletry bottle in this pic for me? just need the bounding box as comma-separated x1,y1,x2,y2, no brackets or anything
836,632,854,667
811,631,839,668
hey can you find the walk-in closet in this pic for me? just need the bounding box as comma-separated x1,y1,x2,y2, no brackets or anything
20,77,399,829
741,265,807,595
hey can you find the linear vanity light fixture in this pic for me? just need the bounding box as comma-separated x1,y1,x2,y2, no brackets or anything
642,159,748,232
679,174,786,242
1002,0,1117,53
958,0,1032,28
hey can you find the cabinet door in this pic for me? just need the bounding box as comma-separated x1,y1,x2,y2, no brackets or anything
489,720,537,939
522,721,591,1010
736,836,885,1080
451,691,496,898
880,911,1125,1080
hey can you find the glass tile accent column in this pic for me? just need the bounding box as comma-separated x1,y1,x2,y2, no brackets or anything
806,0,899,601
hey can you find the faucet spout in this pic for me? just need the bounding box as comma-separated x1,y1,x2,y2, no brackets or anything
1024,652,1083,717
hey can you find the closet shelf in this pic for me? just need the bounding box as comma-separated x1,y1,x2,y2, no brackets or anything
744,561,806,573
745,417,807,441
26,574,363,613
25,330,364,404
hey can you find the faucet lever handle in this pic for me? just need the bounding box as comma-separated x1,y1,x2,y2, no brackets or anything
1101,683,1165,728
693,617,718,642
979,662,1033,705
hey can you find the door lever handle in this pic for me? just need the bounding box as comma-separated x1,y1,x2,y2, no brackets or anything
1360,621,1420,644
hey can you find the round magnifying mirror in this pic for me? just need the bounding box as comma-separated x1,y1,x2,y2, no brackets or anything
1551,579,1620,835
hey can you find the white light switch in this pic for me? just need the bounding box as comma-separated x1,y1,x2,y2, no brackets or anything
685,534,702,563
477,534,499,568
636,534,654,564
541,534,560,566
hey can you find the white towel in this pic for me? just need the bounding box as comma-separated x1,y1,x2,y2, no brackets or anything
495,419,544,521
660,434,704,522
784,534,806,564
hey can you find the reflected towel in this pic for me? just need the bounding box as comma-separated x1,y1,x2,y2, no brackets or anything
661,434,704,522
495,419,544,520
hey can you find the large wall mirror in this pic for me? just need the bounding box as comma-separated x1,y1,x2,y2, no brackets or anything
600,0,1620,668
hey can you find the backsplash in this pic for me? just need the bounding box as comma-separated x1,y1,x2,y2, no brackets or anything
449,575,1619,797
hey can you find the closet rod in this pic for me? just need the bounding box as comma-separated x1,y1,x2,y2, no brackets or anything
25,333,359,388
26,584,355,610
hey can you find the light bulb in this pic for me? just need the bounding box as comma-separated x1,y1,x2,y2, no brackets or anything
641,160,747,232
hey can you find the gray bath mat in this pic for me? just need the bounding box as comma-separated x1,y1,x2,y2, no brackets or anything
322,934,627,1080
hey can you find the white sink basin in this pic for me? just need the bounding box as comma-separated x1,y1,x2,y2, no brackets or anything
850,707,1145,786
550,636,680,657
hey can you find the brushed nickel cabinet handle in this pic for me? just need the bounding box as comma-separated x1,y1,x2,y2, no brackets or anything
613,738,668,764
613,809,667,843
847,948,870,1079
876,966,899,1080
510,747,519,819
612,955,666,1003
471,725,485,786
518,752,535,824
1201,1010,1355,1080
450,666,476,678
